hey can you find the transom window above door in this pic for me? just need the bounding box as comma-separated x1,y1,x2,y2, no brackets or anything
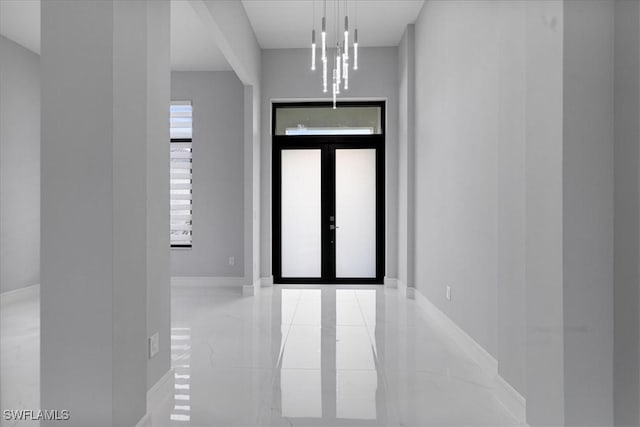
274,104,383,136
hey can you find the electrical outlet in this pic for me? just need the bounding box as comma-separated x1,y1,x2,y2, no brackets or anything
446,286,452,301
149,332,159,359
228,256,235,266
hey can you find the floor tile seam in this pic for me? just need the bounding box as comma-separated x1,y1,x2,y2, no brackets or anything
276,292,303,367
380,368,498,396
352,291,378,349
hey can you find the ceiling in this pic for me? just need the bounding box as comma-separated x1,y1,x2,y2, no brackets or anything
0,0,231,70
242,0,425,49
170,0,230,71
0,0,40,54
0,0,424,70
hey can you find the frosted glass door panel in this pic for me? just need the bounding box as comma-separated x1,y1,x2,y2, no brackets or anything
335,149,376,278
281,150,322,277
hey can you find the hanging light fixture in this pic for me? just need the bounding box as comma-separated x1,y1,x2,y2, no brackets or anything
342,0,349,90
311,0,360,108
321,0,328,92
354,0,359,70
310,0,316,71
311,30,316,71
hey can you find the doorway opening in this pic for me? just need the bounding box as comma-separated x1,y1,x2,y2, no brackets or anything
272,101,385,284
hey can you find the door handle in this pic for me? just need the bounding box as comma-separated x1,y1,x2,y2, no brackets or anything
330,225,340,230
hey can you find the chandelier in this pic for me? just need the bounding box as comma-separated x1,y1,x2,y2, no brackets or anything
311,0,359,109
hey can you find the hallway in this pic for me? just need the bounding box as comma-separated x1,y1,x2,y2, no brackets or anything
2,286,519,427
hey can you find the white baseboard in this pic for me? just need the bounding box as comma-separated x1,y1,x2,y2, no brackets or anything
495,374,527,424
171,276,246,288
0,284,40,306
135,367,175,427
383,277,398,288
413,288,497,375
242,276,270,297
171,276,273,297
396,280,415,299
243,282,257,297
411,286,526,425
135,411,151,427
147,367,175,411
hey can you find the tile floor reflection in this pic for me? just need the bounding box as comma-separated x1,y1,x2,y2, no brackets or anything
1,285,521,427
0,294,40,427
151,285,520,426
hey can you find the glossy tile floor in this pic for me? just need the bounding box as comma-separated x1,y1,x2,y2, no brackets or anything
0,294,39,427
1,286,520,427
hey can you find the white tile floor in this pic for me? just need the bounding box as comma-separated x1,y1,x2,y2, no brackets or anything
0,293,40,427
1,285,520,427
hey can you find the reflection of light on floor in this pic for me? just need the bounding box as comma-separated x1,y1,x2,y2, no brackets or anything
280,289,322,418
336,290,378,420
278,288,380,421
171,327,192,423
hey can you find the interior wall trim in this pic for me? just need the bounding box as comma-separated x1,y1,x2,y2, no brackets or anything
171,276,246,288
411,286,527,425
260,276,274,287
396,280,415,299
147,367,175,413
396,279,407,293
495,371,527,423
383,277,398,288
135,367,175,427
0,283,40,306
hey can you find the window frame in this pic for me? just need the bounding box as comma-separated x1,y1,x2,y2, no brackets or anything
170,101,193,248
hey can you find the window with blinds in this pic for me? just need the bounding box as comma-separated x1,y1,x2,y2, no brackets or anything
170,101,193,247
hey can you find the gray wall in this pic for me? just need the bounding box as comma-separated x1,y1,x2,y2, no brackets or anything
497,0,527,397
40,1,171,424
260,47,399,281
170,71,245,277
414,0,620,424
563,1,615,424
398,26,415,289
413,1,526,394
614,1,640,425
0,36,40,294
524,1,565,423
188,0,262,288
146,0,172,391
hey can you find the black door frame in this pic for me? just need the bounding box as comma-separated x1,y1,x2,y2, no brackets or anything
272,101,385,284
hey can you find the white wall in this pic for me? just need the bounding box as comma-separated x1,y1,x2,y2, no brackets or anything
170,71,245,277
260,47,399,281
0,36,40,294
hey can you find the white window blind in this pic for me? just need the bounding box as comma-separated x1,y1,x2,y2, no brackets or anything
170,101,193,247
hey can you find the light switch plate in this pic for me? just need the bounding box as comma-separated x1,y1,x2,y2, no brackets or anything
149,332,159,359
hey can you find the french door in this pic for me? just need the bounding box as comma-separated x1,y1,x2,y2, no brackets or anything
272,102,385,284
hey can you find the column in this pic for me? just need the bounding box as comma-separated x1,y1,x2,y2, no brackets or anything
40,1,170,426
